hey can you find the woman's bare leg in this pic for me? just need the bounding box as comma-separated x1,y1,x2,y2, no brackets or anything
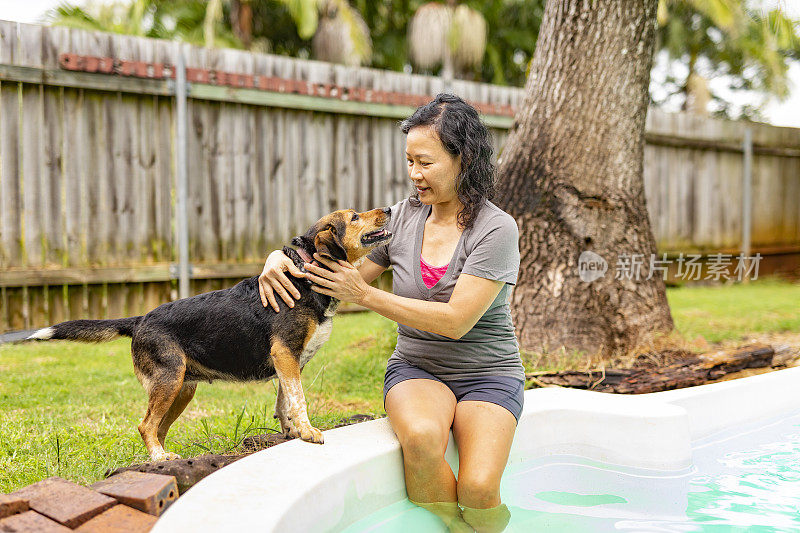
452,400,517,532
385,378,457,503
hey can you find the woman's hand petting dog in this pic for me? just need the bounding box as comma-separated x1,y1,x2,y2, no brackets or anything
259,249,305,312
304,254,372,305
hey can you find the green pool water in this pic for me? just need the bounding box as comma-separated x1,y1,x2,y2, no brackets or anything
342,409,800,532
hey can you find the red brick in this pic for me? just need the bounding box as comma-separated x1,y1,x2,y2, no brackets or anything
412,94,428,106
91,471,178,516
74,505,157,533
260,76,280,91
58,53,79,70
294,80,309,95
186,68,210,84
134,61,148,77
0,494,29,519
0,510,72,532
119,60,136,76
98,57,114,74
84,56,100,73
149,63,164,79
10,477,116,528
284,78,298,93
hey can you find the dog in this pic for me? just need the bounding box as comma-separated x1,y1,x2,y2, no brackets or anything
25,207,392,461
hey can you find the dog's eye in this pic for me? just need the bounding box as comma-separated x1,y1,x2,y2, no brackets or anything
351,213,359,222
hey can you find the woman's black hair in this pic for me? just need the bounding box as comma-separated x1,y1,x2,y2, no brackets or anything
400,93,495,230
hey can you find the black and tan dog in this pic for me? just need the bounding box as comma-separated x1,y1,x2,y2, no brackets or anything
26,208,391,461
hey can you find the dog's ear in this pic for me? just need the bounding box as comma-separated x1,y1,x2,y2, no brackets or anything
314,228,347,262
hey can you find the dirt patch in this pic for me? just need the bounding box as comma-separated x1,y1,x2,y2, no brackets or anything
180,405,221,420
310,396,376,413
345,336,378,351
30,357,58,365
713,331,800,352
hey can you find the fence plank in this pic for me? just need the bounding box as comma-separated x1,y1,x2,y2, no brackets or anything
1,79,22,269
253,106,268,255
6,287,25,330
21,84,43,268
19,25,44,270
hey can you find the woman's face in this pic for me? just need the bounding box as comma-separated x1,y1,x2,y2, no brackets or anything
405,126,462,206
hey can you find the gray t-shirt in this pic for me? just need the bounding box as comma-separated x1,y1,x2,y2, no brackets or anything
367,198,525,381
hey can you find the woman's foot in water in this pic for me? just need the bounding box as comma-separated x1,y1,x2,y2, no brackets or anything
460,503,511,533
410,499,474,533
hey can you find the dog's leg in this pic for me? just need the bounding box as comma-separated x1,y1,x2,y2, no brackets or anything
157,382,197,449
270,340,323,444
139,374,186,461
139,378,185,461
274,381,297,437
134,340,188,461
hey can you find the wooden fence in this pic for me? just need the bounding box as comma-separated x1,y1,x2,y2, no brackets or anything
0,21,799,332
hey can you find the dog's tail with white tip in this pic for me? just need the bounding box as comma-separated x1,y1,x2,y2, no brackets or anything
26,317,143,342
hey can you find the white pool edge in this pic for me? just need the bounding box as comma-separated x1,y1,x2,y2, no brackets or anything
153,366,800,532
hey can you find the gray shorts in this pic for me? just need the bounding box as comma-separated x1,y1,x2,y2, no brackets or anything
383,358,525,422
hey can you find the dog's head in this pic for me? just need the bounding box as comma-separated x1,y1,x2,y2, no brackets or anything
291,207,392,265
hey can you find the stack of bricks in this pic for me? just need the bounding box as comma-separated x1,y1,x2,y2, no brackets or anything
0,471,178,532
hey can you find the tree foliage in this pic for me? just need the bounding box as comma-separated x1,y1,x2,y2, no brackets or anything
46,0,800,120
655,0,800,120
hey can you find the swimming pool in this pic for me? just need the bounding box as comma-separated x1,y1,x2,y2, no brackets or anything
153,366,800,532
343,407,800,531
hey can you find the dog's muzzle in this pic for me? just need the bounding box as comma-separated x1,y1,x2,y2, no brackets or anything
361,227,392,245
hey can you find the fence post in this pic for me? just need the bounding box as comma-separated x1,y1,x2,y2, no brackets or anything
175,45,191,299
741,126,752,283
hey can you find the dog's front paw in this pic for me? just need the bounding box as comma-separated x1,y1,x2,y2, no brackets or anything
299,424,324,444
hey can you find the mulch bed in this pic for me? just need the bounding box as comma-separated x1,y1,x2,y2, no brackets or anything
526,343,799,394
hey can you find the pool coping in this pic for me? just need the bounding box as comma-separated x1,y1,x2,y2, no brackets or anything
153,366,800,532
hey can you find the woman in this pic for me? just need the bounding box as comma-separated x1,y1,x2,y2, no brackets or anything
258,93,523,532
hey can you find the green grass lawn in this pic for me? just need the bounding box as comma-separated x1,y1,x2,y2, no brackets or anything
665,277,800,343
1,277,798,492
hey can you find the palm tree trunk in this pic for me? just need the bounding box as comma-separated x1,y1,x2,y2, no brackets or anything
232,0,253,50
496,0,674,359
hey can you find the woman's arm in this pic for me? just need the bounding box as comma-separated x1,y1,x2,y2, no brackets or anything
304,255,503,339
358,258,387,285
257,250,386,312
